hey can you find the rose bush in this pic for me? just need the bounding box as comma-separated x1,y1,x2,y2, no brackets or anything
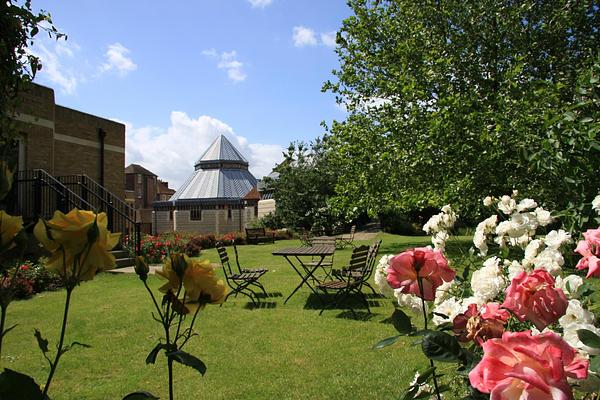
375,192,600,399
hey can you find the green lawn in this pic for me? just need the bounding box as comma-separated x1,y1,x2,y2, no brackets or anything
1,234,471,399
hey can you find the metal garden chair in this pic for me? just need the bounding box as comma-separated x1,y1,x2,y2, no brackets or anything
316,245,371,316
216,242,267,306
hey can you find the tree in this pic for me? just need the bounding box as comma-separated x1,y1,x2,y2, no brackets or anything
1,0,64,147
269,139,344,233
324,0,600,221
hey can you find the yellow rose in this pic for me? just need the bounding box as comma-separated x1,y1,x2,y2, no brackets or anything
0,211,23,252
157,254,227,313
34,209,120,281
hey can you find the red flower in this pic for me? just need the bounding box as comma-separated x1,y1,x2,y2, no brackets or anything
469,331,588,398
575,228,600,278
386,247,455,301
501,269,567,330
453,303,509,346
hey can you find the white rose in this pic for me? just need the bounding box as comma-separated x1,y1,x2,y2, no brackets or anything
517,198,538,212
498,195,517,215
432,231,449,251
505,260,526,282
374,254,395,297
555,274,584,299
544,229,572,249
535,207,553,226
434,279,456,305
523,239,542,266
532,248,564,276
395,292,425,315
432,297,462,326
559,299,595,329
483,196,494,207
563,323,600,357
441,204,452,214
471,264,507,302
593,194,600,213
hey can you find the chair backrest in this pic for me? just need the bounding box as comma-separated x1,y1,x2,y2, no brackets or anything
363,240,382,281
346,245,370,277
231,242,244,274
216,242,235,278
348,225,356,239
311,237,337,263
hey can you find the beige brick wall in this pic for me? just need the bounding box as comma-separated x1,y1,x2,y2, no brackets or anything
12,84,126,201
258,199,276,218
154,211,173,234
54,106,125,199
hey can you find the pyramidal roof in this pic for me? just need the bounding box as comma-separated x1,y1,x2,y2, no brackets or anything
195,134,248,166
169,133,257,203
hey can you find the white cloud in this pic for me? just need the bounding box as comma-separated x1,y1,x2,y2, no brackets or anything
124,111,283,190
248,0,273,8
30,40,80,94
320,31,336,47
100,43,137,76
203,49,247,82
292,26,318,47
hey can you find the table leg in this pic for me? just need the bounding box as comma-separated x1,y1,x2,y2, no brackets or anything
283,255,325,304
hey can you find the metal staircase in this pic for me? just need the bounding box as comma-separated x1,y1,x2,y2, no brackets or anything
7,170,140,267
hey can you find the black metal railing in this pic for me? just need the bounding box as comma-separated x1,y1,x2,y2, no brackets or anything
7,170,140,256
56,174,141,256
9,169,94,220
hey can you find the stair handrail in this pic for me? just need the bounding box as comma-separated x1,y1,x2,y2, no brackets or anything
26,169,95,212
55,174,141,256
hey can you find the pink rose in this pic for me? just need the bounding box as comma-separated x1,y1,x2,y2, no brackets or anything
575,228,600,278
469,331,588,399
386,247,455,301
502,269,568,330
453,303,508,345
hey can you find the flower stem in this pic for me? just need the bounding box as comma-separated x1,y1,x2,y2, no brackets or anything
417,277,441,400
42,285,74,397
0,302,7,361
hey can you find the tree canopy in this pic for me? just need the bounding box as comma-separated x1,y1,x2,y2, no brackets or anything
324,0,600,221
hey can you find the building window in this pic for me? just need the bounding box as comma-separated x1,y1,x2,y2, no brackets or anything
227,208,232,220
169,210,173,220
137,188,142,198
190,208,202,221
137,174,142,184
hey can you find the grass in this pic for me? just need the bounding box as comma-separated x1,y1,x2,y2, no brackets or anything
1,233,472,399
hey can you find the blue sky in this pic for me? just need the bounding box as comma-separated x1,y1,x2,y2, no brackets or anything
30,0,351,188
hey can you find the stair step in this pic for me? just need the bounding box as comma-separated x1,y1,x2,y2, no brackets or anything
111,250,130,259
115,257,136,268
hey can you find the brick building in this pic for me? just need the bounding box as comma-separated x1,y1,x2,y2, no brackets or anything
153,134,260,234
125,163,174,233
12,83,125,199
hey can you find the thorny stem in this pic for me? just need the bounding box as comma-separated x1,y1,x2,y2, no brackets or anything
143,280,164,321
42,284,74,397
417,276,441,400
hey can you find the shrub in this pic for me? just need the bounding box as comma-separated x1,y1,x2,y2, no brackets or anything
140,233,188,264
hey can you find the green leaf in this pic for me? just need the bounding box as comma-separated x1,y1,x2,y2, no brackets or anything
372,335,401,349
0,368,44,400
122,391,160,400
589,356,600,373
166,350,207,376
391,309,412,334
421,331,462,363
34,329,48,353
577,329,600,349
146,343,166,365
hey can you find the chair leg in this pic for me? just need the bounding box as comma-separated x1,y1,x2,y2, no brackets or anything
363,282,378,296
249,280,268,297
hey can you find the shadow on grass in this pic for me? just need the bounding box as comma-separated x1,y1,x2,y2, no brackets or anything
303,293,384,314
255,291,283,299
244,301,277,310
334,310,379,321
